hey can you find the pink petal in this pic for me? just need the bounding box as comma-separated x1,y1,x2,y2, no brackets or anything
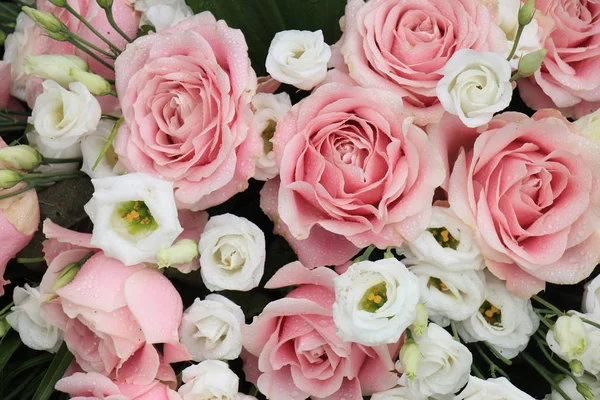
117,343,160,386
265,261,339,292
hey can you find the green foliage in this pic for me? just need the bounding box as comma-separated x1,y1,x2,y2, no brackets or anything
32,343,74,400
185,0,347,75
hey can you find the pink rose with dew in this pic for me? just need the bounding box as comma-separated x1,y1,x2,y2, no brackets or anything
430,110,600,298
242,262,401,400
39,220,190,385
338,0,507,125
114,12,262,211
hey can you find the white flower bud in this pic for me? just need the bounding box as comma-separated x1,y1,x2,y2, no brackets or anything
410,303,428,336
157,239,199,269
548,376,600,400
0,169,21,189
552,315,589,359
24,55,88,88
399,338,421,380
68,68,113,96
0,145,42,171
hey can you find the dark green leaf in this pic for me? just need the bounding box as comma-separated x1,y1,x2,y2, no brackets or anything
0,330,21,372
32,343,74,400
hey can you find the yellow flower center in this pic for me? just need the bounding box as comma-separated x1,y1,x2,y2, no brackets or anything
427,227,460,250
359,282,388,313
479,300,503,327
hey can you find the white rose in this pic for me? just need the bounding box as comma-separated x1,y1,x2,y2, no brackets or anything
455,376,536,400
178,360,239,400
3,12,37,100
547,375,600,400
406,323,472,398
583,275,600,315
5,284,63,352
547,312,600,376
199,214,265,292
266,30,331,90
30,80,102,150
372,385,423,400
84,173,183,266
575,109,600,145
436,49,512,128
409,264,486,327
333,258,420,346
179,294,245,362
80,119,127,179
251,92,292,181
26,130,82,173
135,0,193,31
398,206,485,272
457,274,539,359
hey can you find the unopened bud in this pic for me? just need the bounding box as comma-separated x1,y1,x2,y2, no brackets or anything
517,49,547,78
156,239,199,268
52,262,80,291
0,318,10,338
96,0,113,9
576,383,594,400
48,0,67,7
69,69,112,96
399,338,421,380
570,360,584,375
0,145,42,171
25,55,89,87
0,170,21,189
518,0,536,26
554,315,589,359
22,7,70,41
410,303,428,336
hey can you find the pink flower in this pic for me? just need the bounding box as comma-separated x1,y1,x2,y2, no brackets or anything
242,262,400,400
518,0,600,118
338,0,507,125
114,12,262,211
263,80,444,268
40,220,190,385
0,62,11,109
432,110,600,298
0,139,40,297
56,372,182,400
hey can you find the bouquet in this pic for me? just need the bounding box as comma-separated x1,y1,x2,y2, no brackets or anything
0,0,599,399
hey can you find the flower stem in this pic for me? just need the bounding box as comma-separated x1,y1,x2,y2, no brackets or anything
0,302,14,316
471,363,485,379
535,334,583,387
67,37,115,71
42,156,83,164
63,3,121,55
534,309,555,330
474,343,509,378
521,351,572,400
0,183,34,201
16,257,46,264
93,117,123,170
353,244,376,263
507,24,525,61
20,171,85,181
101,113,120,121
484,342,513,365
69,32,116,59
450,321,460,342
105,6,132,43
533,295,600,330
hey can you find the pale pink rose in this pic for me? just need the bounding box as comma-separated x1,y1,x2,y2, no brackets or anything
39,220,190,384
338,0,507,125
435,110,600,298
242,262,400,400
56,372,182,400
114,12,262,211
518,0,600,118
263,81,444,268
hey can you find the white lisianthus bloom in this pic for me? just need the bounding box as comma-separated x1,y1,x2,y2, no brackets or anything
26,130,82,173
371,385,422,400
199,214,266,292
398,206,485,272
80,119,127,179
24,55,88,88
547,312,600,376
409,264,486,327
498,0,543,70
575,109,600,145
333,258,420,346
3,12,37,100
179,295,245,362
251,92,292,181
547,375,600,400
84,173,183,266
266,29,331,90
436,49,512,128
178,360,239,400
405,323,472,398
457,274,539,359
29,80,102,150
582,275,600,314
135,0,193,31
6,284,63,352
455,376,536,400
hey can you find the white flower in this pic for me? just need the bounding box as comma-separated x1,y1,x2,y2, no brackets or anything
135,0,193,31
547,375,600,400
409,264,486,327
547,312,600,376
29,80,102,150
398,206,485,272
458,273,539,359
266,29,331,90
80,119,127,179
550,314,589,360
405,323,472,398
3,12,37,100
498,0,521,37
24,55,89,88
84,173,183,266
371,385,423,400
455,376,536,400
157,239,199,269
333,258,420,346
436,49,512,128
576,109,600,146
178,360,239,400
26,130,82,173
6,284,63,352
199,214,265,292
583,275,600,315
179,295,245,362
251,92,292,181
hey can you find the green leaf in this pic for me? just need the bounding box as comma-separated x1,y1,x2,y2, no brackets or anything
185,0,346,75
32,343,74,400
0,330,21,372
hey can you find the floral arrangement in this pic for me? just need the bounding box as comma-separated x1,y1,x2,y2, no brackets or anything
0,0,599,399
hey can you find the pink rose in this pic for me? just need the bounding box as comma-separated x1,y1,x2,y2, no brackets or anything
0,62,11,109
56,372,182,400
114,12,262,211
263,81,444,268
518,0,600,118
40,220,190,385
432,110,600,297
338,0,507,125
242,262,400,400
